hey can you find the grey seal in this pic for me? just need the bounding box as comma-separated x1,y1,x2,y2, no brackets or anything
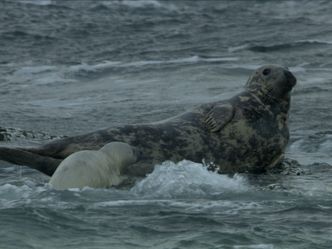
0,65,296,178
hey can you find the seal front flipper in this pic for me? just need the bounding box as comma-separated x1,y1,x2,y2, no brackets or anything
204,103,234,132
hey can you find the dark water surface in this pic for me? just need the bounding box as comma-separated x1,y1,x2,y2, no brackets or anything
0,1,332,248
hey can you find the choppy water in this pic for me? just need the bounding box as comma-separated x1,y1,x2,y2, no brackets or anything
0,0,332,248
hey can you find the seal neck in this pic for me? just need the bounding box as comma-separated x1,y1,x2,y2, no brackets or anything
247,89,291,113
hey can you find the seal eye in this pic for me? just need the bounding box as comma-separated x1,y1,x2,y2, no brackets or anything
262,68,271,76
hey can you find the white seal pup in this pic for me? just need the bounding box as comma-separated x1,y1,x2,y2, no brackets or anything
49,142,137,190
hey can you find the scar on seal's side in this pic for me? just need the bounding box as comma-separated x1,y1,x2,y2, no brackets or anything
0,65,296,184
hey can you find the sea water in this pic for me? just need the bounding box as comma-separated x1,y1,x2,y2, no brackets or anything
0,1,332,248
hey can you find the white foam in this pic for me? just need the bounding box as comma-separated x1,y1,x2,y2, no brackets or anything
0,182,87,209
9,56,238,86
234,244,274,249
123,0,178,11
299,39,332,45
69,56,239,72
0,183,45,208
130,56,239,65
223,64,263,71
93,199,260,215
121,0,162,8
289,64,307,73
19,0,53,6
130,160,249,198
288,135,332,165
319,135,332,153
68,61,123,72
14,65,57,76
228,44,250,53
11,64,75,86
228,39,332,54
98,0,178,12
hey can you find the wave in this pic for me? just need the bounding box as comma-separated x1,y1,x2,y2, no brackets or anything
229,39,332,53
1,157,331,210
288,132,332,165
15,56,238,74
0,182,48,209
9,55,238,86
18,0,53,6
120,0,164,8
113,0,176,10
130,160,249,198
11,64,73,86
14,65,57,76
90,0,178,12
234,244,274,249
293,86,326,95
1,30,55,41
69,56,239,72
289,65,307,73
0,160,248,209
228,44,250,53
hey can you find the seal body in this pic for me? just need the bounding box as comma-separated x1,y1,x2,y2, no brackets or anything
0,65,296,177
49,142,137,190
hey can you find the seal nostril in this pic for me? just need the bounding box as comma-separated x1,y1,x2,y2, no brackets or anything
284,70,290,78
284,70,297,86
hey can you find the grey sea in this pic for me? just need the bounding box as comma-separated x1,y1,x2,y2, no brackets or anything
0,0,332,248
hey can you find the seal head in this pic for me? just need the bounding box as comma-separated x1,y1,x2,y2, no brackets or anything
100,142,138,167
246,65,296,102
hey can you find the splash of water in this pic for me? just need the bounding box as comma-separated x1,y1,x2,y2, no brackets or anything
131,160,249,198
